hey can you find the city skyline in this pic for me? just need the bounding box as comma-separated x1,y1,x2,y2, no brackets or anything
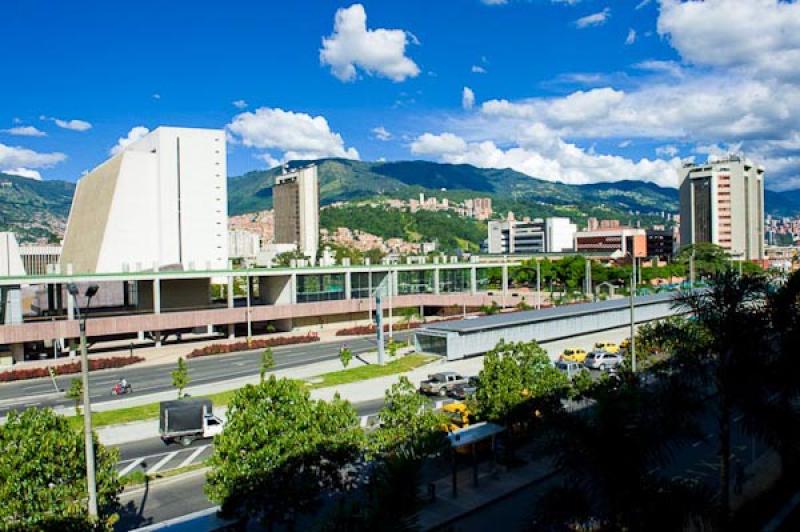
1,0,798,192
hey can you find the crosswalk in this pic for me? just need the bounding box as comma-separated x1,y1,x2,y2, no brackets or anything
117,444,212,477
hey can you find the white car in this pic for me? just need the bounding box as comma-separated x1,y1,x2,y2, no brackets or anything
583,351,623,371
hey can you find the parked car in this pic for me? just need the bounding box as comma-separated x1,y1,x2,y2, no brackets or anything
584,351,623,371
560,348,588,363
554,360,583,380
419,371,468,396
593,341,620,354
449,376,479,400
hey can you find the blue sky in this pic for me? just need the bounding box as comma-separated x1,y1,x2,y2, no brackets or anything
1,0,799,190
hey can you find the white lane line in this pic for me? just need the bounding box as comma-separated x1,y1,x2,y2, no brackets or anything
178,445,208,469
734,414,744,423
118,458,145,477
692,440,704,448
147,451,178,475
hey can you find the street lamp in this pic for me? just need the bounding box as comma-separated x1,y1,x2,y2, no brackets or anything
67,282,99,521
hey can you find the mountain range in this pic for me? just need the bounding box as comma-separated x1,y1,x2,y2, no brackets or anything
3,159,800,243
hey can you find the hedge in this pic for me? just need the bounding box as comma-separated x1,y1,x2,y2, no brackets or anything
186,332,320,359
335,321,423,337
0,355,145,383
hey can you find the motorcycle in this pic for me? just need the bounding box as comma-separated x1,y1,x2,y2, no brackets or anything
111,382,133,396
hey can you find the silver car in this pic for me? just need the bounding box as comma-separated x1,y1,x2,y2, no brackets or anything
554,360,583,379
583,351,623,371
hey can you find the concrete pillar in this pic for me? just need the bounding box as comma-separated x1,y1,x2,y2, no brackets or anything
227,275,235,340
470,267,477,295
153,275,162,348
63,288,74,356
345,271,352,300
392,270,399,296
502,264,509,295
433,268,440,295
290,273,297,304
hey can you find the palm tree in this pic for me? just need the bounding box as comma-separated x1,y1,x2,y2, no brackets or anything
673,270,769,526
535,375,710,530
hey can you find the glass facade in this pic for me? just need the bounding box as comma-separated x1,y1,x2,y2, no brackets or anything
350,272,388,299
397,270,434,294
296,274,346,303
439,268,470,293
416,333,448,356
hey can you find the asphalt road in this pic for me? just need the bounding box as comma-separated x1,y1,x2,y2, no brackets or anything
0,332,412,416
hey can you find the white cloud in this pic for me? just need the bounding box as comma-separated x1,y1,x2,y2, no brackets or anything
633,59,684,78
618,140,632,148
372,126,392,141
575,8,610,29
232,100,248,109
227,107,359,163
320,4,420,82
4,167,42,180
410,128,680,187
635,0,651,9
471,65,487,74
1,126,46,137
625,28,636,45
655,144,679,157
481,0,508,4
43,116,92,131
462,87,476,110
411,133,468,156
0,143,65,175
152,93,161,100
110,126,150,155
657,0,800,81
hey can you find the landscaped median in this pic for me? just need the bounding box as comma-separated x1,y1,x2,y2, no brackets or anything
67,353,438,431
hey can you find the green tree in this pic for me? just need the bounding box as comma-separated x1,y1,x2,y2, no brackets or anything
676,242,731,279
171,356,190,399
387,339,399,358
536,377,710,530
260,348,274,383
475,340,568,458
67,377,83,415
673,270,769,526
206,377,364,529
339,346,353,369
0,408,121,530
567,369,594,402
480,301,501,315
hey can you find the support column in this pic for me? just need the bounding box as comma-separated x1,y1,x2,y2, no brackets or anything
227,275,235,340
433,268,440,295
64,287,75,356
501,262,509,308
345,271,352,300
153,275,161,348
470,267,477,295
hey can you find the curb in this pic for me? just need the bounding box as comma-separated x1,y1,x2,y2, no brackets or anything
121,466,211,496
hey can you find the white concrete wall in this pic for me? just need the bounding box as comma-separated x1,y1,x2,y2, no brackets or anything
546,217,577,252
0,233,26,276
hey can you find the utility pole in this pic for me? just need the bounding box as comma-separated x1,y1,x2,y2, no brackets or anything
67,283,99,521
629,255,637,373
245,272,252,346
375,290,385,365
536,259,541,310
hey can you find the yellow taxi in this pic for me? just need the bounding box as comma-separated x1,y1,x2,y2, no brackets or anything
560,348,588,363
593,341,620,354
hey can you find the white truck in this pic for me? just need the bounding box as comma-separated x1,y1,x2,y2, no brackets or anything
159,398,224,446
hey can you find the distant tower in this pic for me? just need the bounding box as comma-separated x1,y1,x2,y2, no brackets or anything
679,155,765,260
273,165,320,262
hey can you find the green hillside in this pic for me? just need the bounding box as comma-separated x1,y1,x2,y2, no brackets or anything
0,173,75,242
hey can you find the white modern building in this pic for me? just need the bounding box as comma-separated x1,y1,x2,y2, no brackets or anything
487,217,576,254
679,155,765,260
228,229,261,259
273,164,319,262
60,127,228,273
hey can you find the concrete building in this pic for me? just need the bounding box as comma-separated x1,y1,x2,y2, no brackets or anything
273,165,319,262
487,217,576,254
228,229,260,259
60,127,229,273
19,244,61,275
0,233,25,277
679,155,765,260
574,227,647,258
645,228,676,260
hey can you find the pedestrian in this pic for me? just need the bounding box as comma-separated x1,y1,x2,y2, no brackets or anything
734,460,745,495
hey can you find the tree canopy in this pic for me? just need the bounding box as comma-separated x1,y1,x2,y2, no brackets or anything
206,377,365,528
0,408,121,531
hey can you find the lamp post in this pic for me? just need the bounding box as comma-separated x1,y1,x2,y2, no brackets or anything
627,254,637,373
67,282,99,521
536,258,541,310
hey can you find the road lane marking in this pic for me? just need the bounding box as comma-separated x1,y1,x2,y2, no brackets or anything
118,458,144,477
692,440,704,447
178,445,208,469
734,414,744,423
147,451,178,474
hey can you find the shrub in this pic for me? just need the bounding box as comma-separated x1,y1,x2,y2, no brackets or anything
186,333,320,359
0,355,144,383
335,321,422,337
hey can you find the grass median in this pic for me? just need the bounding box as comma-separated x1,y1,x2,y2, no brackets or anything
68,353,438,430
